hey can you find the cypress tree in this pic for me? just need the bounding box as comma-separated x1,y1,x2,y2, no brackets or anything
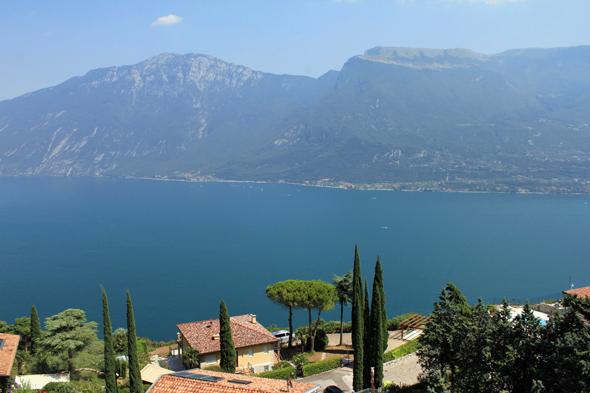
30,305,43,355
370,261,384,388
219,300,236,373
374,256,388,351
126,290,142,393
362,277,372,389
102,287,117,393
351,245,364,391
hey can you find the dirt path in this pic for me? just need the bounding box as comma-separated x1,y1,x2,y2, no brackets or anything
327,331,406,352
383,353,423,387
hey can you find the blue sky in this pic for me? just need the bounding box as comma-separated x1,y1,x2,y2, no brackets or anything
1,0,589,101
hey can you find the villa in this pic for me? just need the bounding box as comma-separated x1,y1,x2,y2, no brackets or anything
177,314,279,374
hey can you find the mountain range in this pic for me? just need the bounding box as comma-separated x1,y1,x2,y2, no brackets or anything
2,46,590,192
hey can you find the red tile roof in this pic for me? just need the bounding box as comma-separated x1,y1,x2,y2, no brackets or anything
177,315,278,355
0,334,20,377
563,286,590,298
146,369,319,393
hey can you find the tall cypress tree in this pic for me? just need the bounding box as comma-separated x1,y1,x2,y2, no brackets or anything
370,261,384,388
374,256,388,351
351,245,364,391
363,278,372,389
126,290,142,393
30,305,43,355
219,300,236,373
102,287,117,393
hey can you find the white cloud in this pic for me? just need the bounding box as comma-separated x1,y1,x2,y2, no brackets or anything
151,14,183,26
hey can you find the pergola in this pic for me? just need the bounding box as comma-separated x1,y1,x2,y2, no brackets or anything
400,314,431,339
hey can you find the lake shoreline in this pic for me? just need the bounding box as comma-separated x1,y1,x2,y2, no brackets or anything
2,173,589,195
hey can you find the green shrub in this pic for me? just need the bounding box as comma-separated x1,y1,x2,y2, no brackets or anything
272,360,291,370
383,340,421,363
41,382,73,393
137,339,148,354
302,357,341,377
314,329,329,351
256,366,296,380
265,324,288,333
388,313,417,331
203,364,224,372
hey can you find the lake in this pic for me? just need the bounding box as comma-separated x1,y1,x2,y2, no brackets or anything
1,176,589,341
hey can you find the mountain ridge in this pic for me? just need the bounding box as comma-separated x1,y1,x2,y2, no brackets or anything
1,46,590,193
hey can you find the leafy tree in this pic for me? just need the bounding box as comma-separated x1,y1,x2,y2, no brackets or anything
488,298,514,391
454,299,493,393
446,283,471,318
102,287,116,393
537,295,590,392
30,306,43,355
351,245,364,392
509,302,541,393
266,280,306,348
113,328,128,353
219,300,236,373
0,321,13,333
43,309,98,375
369,261,384,389
292,353,309,377
332,270,353,346
126,290,142,393
418,286,464,393
14,317,31,353
301,281,336,351
362,277,372,389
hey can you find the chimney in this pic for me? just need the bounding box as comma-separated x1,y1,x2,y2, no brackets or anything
251,314,257,324
213,334,220,340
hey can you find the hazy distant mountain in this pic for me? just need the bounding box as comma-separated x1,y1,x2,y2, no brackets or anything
1,47,590,192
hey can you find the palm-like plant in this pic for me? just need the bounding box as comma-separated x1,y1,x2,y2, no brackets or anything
333,270,353,346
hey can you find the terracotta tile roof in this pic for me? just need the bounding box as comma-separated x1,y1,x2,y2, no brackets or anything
177,315,278,355
0,333,20,377
563,286,590,298
146,369,319,393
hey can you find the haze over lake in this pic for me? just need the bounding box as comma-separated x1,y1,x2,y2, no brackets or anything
1,176,589,341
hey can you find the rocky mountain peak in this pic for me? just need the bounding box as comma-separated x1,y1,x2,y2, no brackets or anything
358,46,488,69
81,53,263,96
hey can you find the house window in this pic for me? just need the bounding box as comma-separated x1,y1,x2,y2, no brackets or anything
264,346,268,355
206,354,217,364
264,365,270,371
248,348,253,357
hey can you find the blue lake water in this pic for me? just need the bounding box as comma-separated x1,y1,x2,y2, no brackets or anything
1,176,589,341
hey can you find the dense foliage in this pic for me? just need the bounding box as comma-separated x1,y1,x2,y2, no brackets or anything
302,357,341,377
419,286,590,393
43,309,98,375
